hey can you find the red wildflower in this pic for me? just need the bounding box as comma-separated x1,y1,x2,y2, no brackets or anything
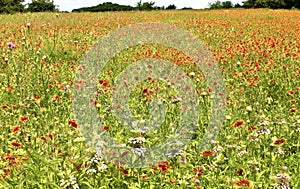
23,103,30,107
120,170,129,175
287,90,294,96
21,157,28,162
236,169,243,176
148,89,154,95
2,169,10,179
231,120,244,128
48,133,53,140
143,88,148,95
201,150,215,157
144,96,153,102
99,79,110,88
103,126,109,130
156,161,170,172
290,99,296,103
53,95,60,99
158,164,170,172
170,178,175,183
273,138,286,145
290,107,296,113
2,105,9,109
235,178,250,188
142,174,147,179
246,126,258,131
40,136,47,141
68,120,78,128
12,125,20,133
6,85,14,92
11,142,21,147
296,87,300,91
20,116,29,123
76,163,82,170
193,166,204,176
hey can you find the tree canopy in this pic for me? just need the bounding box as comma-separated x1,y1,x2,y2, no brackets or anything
242,0,299,8
1,0,299,14
208,0,299,9
0,0,25,14
27,0,56,12
72,2,135,12
166,4,177,10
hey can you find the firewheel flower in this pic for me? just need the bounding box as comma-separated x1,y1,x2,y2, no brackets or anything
234,178,250,188
271,137,286,146
201,150,215,157
11,142,21,147
231,120,245,128
20,116,29,123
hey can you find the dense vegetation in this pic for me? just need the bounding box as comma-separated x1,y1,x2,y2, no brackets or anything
209,0,300,9
243,0,300,9
72,2,135,12
0,0,56,14
0,9,299,188
1,0,299,14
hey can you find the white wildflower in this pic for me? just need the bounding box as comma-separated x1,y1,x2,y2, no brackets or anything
237,150,247,157
60,171,79,189
131,147,146,156
246,106,252,112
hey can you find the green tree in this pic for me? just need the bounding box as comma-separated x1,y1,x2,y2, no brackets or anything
0,0,25,14
222,1,233,8
255,0,285,8
209,0,233,9
72,2,135,12
209,0,222,9
242,0,256,8
234,3,242,7
242,0,297,8
166,4,176,9
27,0,56,12
284,0,300,8
136,1,155,10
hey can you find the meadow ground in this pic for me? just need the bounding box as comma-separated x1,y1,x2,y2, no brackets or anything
0,9,299,188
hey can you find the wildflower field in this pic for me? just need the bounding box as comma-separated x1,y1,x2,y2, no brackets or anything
0,9,299,188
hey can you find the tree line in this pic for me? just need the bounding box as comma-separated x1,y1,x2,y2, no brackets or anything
209,0,300,9
1,0,299,14
72,2,177,12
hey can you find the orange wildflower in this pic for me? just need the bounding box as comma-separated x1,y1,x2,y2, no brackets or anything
232,120,245,128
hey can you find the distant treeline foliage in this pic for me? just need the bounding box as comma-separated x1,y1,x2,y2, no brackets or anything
72,2,135,12
72,1,177,12
242,0,299,9
1,0,299,14
209,0,300,9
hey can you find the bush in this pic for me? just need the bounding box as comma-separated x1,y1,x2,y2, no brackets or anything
166,4,177,10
